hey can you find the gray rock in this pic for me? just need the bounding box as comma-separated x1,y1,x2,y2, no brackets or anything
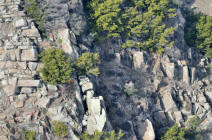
132,51,144,69
137,119,155,140
183,66,190,84
87,96,107,135
3,77,17,96
17,80,40,87
21,49,38,61
160,87,178,112
36,97,51,108
14,18,27,28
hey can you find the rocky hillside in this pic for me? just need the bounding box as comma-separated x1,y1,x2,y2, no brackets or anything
0,0,211,140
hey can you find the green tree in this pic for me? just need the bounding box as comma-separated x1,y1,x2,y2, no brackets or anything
24,0,45,33
39,48,73,84
87,0,177,53
74,52,101,76
87,0,123,39
161,124,186,140
185,116,201,140
183,9,212,59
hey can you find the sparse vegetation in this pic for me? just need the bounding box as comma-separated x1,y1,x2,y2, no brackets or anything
74,52,101,76
80,130,124,140
52,121,68,137
39,48,73,84
22,129,36,140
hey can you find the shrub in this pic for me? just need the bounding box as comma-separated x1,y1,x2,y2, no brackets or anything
80,130,124,140
24,0,45,33
52,121,68,137
161,123,186,140
39,48,73,84
74,52,101,76
22,130,36,140
124,82,138,96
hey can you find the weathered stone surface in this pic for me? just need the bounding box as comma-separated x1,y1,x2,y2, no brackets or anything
22,28,40,37
160,87,178,112
183,66,190,84
36,97,50,108
79,76,94,93
87,96,107,135
14,18,27,28
137,119,155,140
21,49,38,61
17,80,40,87
3,77,17,96
162,62,175,78
57,28,78,59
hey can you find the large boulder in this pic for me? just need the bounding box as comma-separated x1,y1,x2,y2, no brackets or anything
137,119,155,140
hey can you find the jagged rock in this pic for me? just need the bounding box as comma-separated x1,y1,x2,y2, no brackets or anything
56,28,78,59
3,77,17,96
17,80,40,87
21,88,32,94
160,87,178,112
87,96,107,135
36,97,50,108
162,62,175,78
132,51,144,69
79,76,94,93
14,18,27,28
183,66,190,84
137,119,155,140
22,28,40,37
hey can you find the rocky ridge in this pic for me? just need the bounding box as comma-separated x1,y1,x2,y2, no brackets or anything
0,0,211,140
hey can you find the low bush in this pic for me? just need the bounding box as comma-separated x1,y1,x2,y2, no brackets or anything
22,129,36,140
52,121,68,137
80,130,124,140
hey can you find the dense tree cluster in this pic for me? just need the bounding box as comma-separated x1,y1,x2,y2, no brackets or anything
184,10,212,59
87,0,177,53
